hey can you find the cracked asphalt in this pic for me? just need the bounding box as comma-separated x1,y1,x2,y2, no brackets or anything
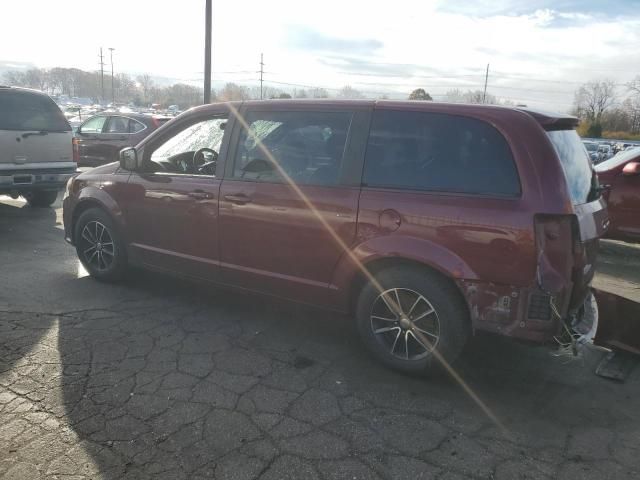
1,194,639,479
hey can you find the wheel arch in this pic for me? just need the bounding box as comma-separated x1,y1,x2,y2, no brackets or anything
330,235,477,318
346,256,471,320
71,189,126,244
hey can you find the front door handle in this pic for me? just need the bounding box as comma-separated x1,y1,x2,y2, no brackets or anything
188,190,214,200
224,194,252,205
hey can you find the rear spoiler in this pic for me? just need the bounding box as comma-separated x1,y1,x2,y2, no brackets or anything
517,108,580,131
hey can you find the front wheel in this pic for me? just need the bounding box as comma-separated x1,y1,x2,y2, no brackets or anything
74,208,127,282
23,190,58,207
355,266,469,374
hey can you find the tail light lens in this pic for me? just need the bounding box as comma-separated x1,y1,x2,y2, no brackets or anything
72,137,79,163
534,215,575,295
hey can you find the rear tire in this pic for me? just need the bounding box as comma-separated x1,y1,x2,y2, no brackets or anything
23,190,58,207
74,208,127,282
355,266,469,374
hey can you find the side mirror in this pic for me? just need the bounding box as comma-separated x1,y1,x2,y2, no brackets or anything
119,147,138,171
622,161,640,176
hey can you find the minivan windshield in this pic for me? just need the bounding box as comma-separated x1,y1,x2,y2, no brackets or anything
547,129,594,205
0,90,71,132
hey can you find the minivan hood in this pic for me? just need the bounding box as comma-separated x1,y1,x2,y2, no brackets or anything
78,161,120,178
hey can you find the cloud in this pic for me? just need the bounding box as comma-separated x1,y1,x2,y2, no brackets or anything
437,0,638,18
285,26,383,55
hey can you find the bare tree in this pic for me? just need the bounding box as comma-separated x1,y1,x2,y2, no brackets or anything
136,74,154,104
444,88,498,105
218,82,250,101
310,88,329,99
3,70,26,86
573,80,616,122
337,85,364,99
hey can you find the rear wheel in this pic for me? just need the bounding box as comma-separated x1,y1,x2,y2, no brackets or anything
23,190,58,207
74,208,127,282
355,266,469,374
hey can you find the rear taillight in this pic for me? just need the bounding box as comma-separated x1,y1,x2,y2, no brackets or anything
534,215,575,295
72,137,79,163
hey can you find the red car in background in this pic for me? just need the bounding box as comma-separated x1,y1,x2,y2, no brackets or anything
596,148,640,243
74,113,171,167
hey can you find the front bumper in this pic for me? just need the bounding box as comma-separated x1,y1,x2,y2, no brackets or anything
62,195,76,245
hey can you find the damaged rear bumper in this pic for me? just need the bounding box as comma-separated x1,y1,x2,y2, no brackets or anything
459,279,640,357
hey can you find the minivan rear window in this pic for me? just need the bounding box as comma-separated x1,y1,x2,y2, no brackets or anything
546,130,593,205
0,90,71,132
363,110,520,196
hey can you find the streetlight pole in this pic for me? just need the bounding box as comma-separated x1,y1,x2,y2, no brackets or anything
109,48,115,104
99,48,105,103
204,0,212,104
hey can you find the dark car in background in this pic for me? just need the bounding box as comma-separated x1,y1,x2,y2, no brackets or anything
63,100,606,373
596,148,640,243
74,113,171,167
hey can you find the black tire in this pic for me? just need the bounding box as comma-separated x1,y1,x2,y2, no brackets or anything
355,266,469,374
74,208,127,282
23,190,58,207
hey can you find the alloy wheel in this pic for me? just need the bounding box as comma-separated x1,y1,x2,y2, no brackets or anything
79,221,115,272
370,288,440,360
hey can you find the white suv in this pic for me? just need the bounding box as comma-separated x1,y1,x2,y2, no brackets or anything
0,86,75,207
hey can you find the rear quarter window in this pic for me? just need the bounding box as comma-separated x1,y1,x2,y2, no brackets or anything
546,130,593,205
363,110,521,197
0,90,71,132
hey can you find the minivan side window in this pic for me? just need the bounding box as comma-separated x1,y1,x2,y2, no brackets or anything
232,110,352,186
148,116,227,176
363,110,520,197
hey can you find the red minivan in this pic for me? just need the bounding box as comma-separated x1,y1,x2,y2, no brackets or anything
63,100,608,373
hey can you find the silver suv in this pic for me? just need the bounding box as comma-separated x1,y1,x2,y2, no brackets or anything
0,86,75,206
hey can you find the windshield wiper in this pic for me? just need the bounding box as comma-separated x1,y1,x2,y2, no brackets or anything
21,131,49,139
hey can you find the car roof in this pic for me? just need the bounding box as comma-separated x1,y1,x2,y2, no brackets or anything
0,85,50,97
189,99,577,128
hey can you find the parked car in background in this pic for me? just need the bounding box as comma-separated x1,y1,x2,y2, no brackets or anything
74,113,172,167
0,86,75,206
583,140,599,163
63,100,606,373
596,147,640,243
598,143,613,161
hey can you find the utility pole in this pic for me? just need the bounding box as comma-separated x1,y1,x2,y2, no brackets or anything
203,0,212,104
99,47,105,104
260,53,264,100
109,48,115,104
482,63,489,104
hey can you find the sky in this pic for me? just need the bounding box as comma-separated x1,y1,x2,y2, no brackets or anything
2,0,640,111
